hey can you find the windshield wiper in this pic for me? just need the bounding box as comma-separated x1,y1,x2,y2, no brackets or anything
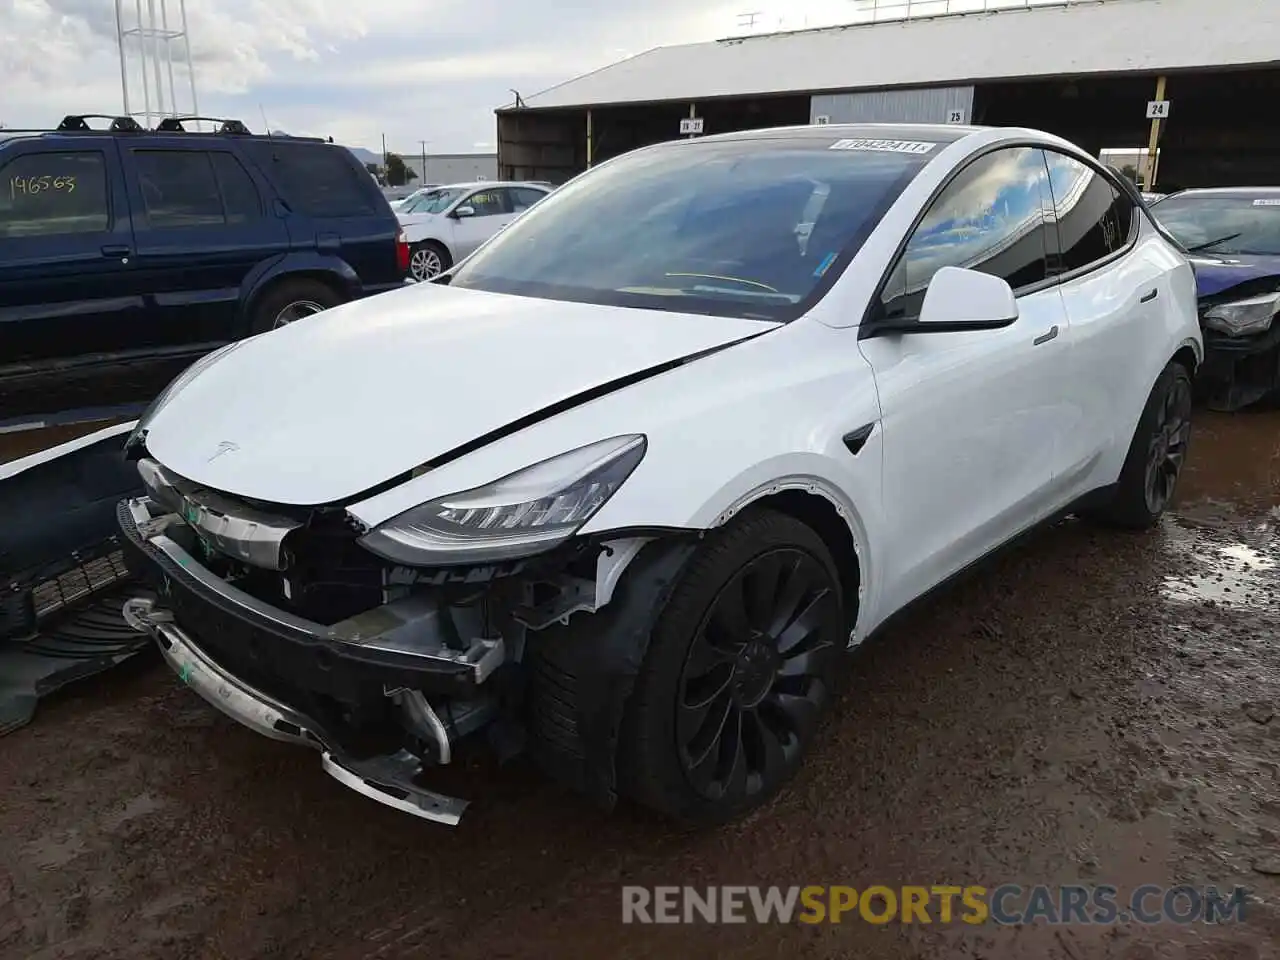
1185,232,1243,253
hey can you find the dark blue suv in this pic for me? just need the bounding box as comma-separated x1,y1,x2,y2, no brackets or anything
0,115,409,428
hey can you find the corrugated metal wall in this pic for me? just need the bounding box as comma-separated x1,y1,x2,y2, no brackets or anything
402,155,498,184
811,86,974,125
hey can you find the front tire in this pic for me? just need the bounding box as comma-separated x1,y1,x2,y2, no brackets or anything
1091,360,1194,529
618,510,846,825
409,241,451,281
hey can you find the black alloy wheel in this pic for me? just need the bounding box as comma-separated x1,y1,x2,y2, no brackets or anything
1144,370,1192,515
674,546,841,806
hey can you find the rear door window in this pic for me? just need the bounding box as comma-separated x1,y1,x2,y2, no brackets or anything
131,150,225,228
0,151,110,238
510,187,548,212
209,152,263,222
241,141,376,218
1042,151,1135,272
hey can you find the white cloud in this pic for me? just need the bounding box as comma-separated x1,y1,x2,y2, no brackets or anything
0,0,889,151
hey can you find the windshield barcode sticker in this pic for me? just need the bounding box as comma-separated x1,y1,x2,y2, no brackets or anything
1252,198,1280,206
829,138,935,154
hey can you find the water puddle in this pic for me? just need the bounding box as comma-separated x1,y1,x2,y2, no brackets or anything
1160,513,1279,611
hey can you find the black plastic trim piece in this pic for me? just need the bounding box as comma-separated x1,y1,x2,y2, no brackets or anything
526,538,699,809
842,423,876,457
862,316,1017,339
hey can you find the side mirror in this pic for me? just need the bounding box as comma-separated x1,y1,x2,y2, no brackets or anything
452,205,476,219
915,266,1019,330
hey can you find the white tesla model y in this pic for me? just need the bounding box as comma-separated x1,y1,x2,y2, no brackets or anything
118,123,1201,826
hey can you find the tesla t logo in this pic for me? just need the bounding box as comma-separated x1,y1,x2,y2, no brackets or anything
207,440,239,462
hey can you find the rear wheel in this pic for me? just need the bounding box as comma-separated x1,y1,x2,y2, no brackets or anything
250,278,343,334
619,510,846,825
409,241,451,281
1090,360,1193,529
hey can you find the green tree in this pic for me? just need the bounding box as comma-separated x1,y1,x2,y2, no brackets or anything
384,152,418,187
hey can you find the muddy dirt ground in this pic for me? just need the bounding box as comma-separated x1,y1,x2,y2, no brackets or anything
1,410,1279,960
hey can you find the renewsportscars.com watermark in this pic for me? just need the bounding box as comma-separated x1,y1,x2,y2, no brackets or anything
621,885,1251,925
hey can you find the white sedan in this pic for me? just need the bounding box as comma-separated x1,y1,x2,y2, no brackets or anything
397,181,552,280
118,123,1200,827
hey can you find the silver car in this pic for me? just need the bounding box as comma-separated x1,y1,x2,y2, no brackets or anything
397,181,552,281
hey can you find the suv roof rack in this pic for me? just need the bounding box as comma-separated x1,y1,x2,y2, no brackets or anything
0,114,330,143
58,114,145,133
155,116,252,135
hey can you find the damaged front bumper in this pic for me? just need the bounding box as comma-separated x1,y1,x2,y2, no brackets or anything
117,495,505,825
121,594,468,824
1198,323,1280,411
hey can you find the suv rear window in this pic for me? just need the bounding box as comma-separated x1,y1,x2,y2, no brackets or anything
242,141,376,217
0,151,109,238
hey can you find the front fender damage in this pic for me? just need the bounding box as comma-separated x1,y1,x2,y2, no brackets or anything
525,538,698,810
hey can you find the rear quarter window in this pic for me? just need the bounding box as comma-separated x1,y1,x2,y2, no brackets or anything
241,141,378,218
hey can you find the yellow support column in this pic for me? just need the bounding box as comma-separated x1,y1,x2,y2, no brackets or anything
1144,76,1167,192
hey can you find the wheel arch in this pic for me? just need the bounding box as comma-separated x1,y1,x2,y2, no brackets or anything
1172,338,1201,376
525,478,870,811
239,257,358,332
407,230,452,257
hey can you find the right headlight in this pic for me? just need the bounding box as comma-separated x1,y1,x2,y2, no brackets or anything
1203,292,1280,337
357,434,647,567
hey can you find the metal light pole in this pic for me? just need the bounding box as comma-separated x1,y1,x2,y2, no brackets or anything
116,0,199,128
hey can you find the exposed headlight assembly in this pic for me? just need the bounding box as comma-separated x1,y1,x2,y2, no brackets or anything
358,434,647,566
125,341,246,451
1203,292,1280,337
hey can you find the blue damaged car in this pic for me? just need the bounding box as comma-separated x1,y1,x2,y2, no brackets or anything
1150,187,1280,411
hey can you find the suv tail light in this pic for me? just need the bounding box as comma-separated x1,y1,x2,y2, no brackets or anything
395,227,410,275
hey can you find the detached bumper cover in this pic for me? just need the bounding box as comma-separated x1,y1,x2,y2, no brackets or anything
123,595,467,825
117,495,509,825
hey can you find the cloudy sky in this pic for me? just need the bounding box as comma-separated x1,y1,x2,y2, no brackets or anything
0,0,891,153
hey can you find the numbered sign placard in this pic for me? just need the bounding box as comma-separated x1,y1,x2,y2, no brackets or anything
1146,100,1171,119
945,109,966,124
814,115,830,125
679,117,704,135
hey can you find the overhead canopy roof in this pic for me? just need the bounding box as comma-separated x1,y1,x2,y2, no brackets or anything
510,0,1280,112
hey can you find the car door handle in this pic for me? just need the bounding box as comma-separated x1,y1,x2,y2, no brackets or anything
101,244,131,258
1139,288,1159,303
1033,325,1059,346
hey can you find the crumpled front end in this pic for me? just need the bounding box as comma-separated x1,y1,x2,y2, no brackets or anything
116,456,672,824
1190,259,1280,411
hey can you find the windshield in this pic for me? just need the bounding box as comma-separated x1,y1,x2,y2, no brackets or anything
1151,194,1280,256
448,137,935,320
402,188,466,215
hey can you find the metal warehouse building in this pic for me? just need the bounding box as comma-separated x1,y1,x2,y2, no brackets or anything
495,0,1280,190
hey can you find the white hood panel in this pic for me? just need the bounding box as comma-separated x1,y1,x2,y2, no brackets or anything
142,283,770,506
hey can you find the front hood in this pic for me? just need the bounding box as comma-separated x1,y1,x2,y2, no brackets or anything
142,283,771,506
1189,252,1280,299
